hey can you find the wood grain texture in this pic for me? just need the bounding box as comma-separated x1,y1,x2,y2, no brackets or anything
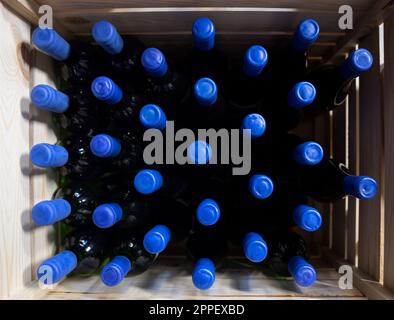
0,2,32,299
33,0,374,11
324,0,394,63
19,258,363,300
332,101,347,259
323,248,394,299
48,9,360,36
1,0,71,38
28,49,57,281
311,114,331,252
347,81,360,265
383,13,394,292
358,28,384,281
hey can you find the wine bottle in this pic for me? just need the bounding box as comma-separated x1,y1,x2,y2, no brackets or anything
185,77,227,129
30,136,100,181
270,19,319,86
300,158,378,202
89,132,144,172
92,20,145,82
306,48,373,113
265,230,316,287
189,17,228,83
101,232,157,286
186,227,228,290
32,184,100,227
91,76,144,124
37,227,109,284
143,196,193,254
225,45,269,115
92,185,155,230
30,84,102,135
32,27,100,85
141,47,190,108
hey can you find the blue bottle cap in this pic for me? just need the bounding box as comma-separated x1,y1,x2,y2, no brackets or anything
32,199,72,226
193,17,215,52
293,141,324,166
288,256,317,287
101,256,132,287
288,82,316,109
139,104,167,130
293,205,322,232
292,19,320,53
243,45,268,77
187,140,212,165
192,258,215,290
134,169,163,194
143,225,171,254
241,113,266,139
141,48,168,77
243,232,268,263
194,77,218,106
90,134,121,158
92,203,123,229
30,143,69,168
37,250,77,284
91,76,123,104
340,48,374,80
31,85,69,113
248,174,274,199
32,27,71,61
92,20,124,55
343,175,378,200
196,199,221,226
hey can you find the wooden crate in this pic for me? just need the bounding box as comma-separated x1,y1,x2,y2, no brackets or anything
1,0,394,300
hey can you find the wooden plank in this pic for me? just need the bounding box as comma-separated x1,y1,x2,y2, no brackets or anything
323,248,394,300
1,0,71,38
358,28,384,281
383,13,394,293
347,80,360,265
331,101,347,259
311,114,331,252
28,49,57,280
28,258,363,300
324,0,394,63
34,0,375,11
51,9,364,36
0,2,32,299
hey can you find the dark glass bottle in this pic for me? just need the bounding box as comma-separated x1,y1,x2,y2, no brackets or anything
186,227,228,290
30,135,101,181
264,230,316,287
36,227,109,284
300,158,378,202
254,133,324,168
32,27,100,86
141,47,190,109
270,19,320,87
142,196,194,254
262,81,317,133
189,17,228,83
180,77,227,130
89,131,144,173
100,232,157,286
305,48,373,114
30,84,102,136
225,45,269,118
92,20,145,82
91,76,144,125
92,184,155,230
32,183,100,227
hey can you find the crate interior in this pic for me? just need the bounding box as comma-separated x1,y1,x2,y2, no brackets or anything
1,0,394,299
